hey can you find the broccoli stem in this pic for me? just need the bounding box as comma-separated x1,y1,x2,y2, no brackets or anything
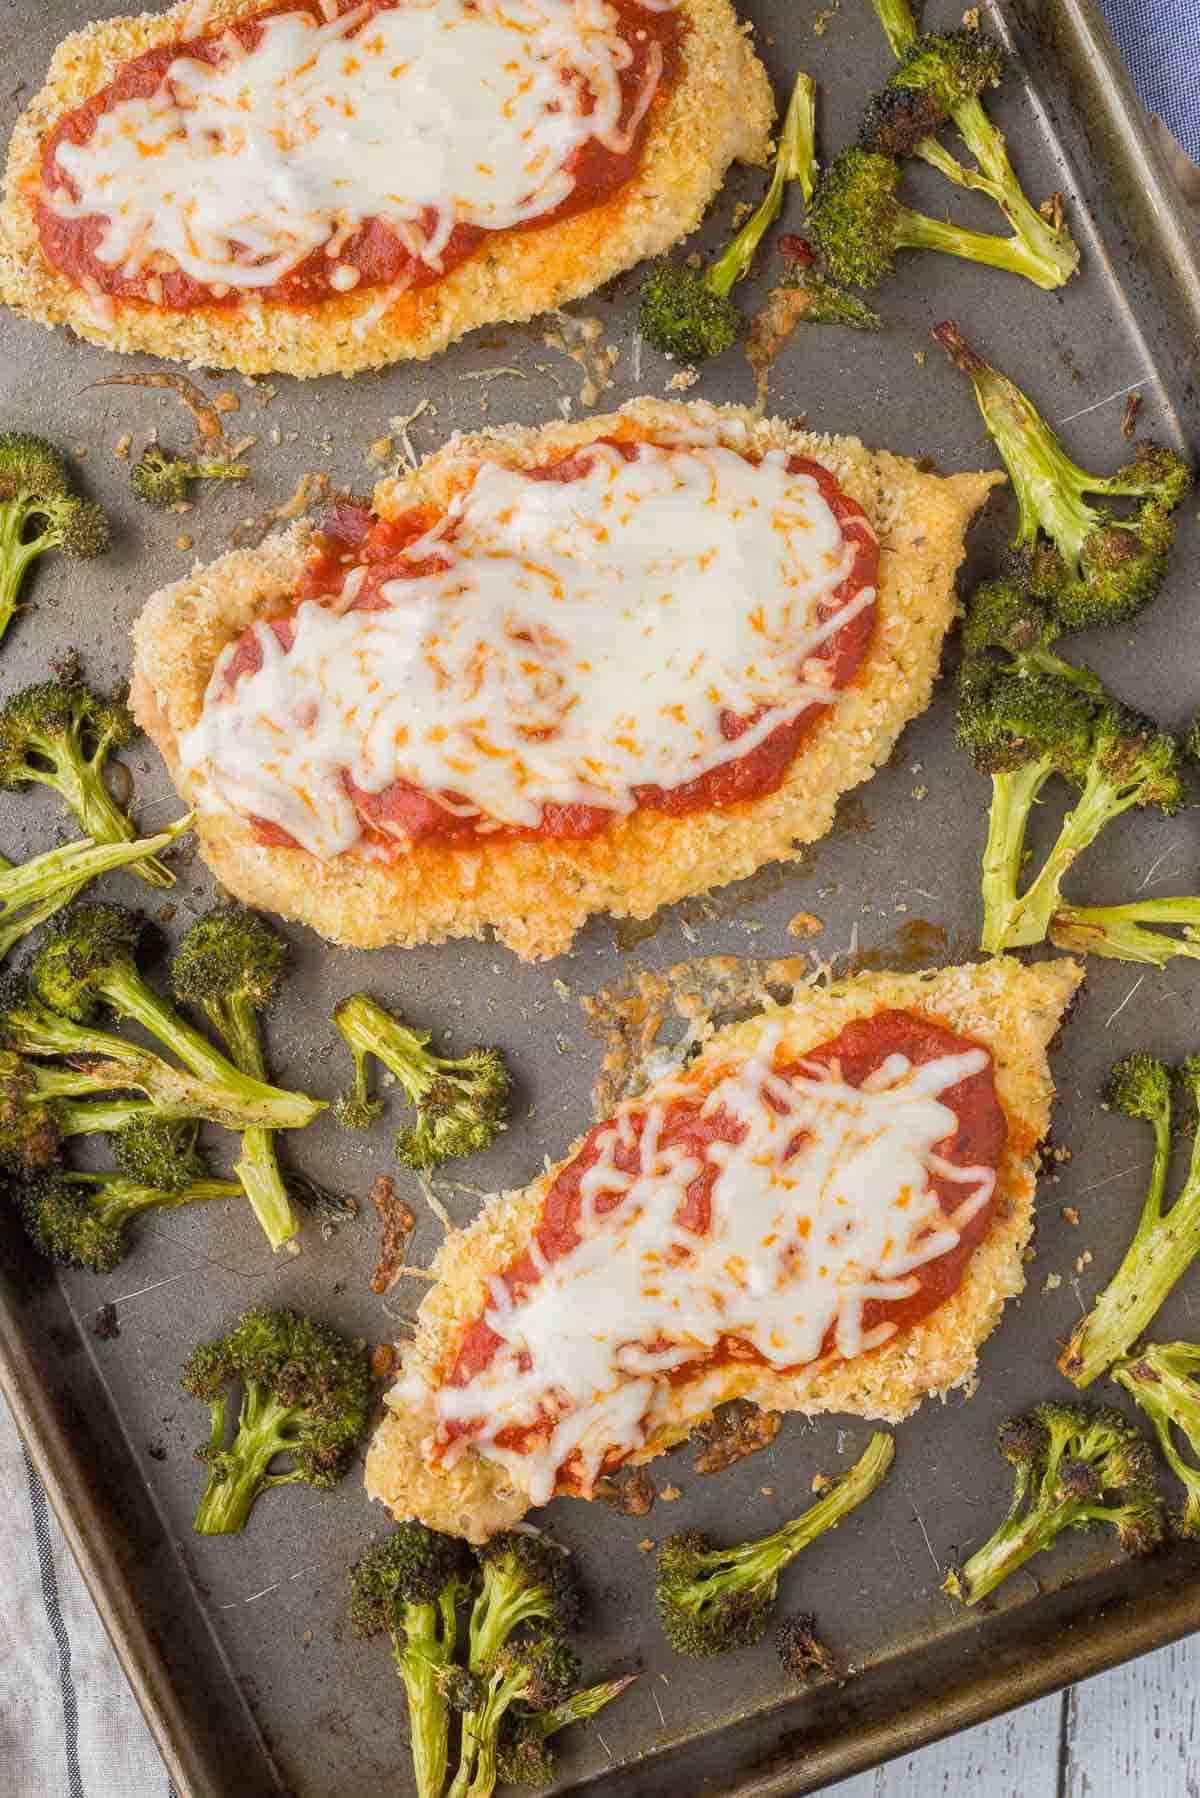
0,502,47,644
979,759,1056,954
716,1430,896,1586
869,0,1077,289
531,1675,638,1738
396,1591,459,1798
1113,1345,1200,1534
0,820,191,961
96,964,320,1131
1051,899,1200,965
208,992,297,1252
67,1172,239,1234
1060,1107,1195,1387
334,994,437,1106
893,206,1069,291
708,72,817,297
193,1383,300,1534
19,724,174,888
1002,764,1147,948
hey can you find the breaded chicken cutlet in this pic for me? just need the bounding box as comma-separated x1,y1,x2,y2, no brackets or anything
0,0,773,375
131,399,1003,961
365,956,1083,1542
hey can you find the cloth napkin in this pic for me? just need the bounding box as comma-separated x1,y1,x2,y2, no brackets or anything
1099,0,1200,164
0,1397,172,1798
0,10,1196,1798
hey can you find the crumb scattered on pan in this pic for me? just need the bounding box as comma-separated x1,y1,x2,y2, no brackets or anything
597,1465,656,1516
91,1304,119,1340
788,911,824,938
812,0,840,34
543,310,619,407
659,1484,682,1502
1075,1250,1093,1274
369,1175,417,1295
666,367,700,392
85,370,227,444
175,534,194,552
638,1537,655,1553
1062,1206,1080,1226
114,433,132,460
1122,391,1143,439
811,1471,833,1494
230,471,329,549
371,1342,397,1381
1043,1272,1063,1293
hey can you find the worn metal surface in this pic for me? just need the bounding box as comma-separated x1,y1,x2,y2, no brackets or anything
1,0,1199,1793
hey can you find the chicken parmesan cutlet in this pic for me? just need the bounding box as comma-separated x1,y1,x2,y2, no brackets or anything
0,0,771,374
131,399,1003,960
366,956,1082,1541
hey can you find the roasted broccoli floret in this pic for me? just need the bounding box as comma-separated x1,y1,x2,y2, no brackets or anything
130,442,248,510
0,815,191,962
638,71,816,360
935,322,1191,628
0,667,175,887
30,905,323,1135
333,992,508,1171
1050,897,1200,967
955,651,1184,953
1113,1342,1200,1537
860,28,1003,158
1059,1055,1200,1387
809,148,1070,293
776,1612,839,1682
868,0,1078,288
656,1432,893,1658
0,433,110,651
171,905,306,1252
943,1402,1162,1604
16,1166,240,1273
495,1677,638,1790
349,1525,473,1798
181,1306,371,1534
448,1633,581,1798
448,1532,581,1795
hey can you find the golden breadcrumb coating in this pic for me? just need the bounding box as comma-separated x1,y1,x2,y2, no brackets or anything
131,398,1002,960
365,956,1083,1541
0,0,772,376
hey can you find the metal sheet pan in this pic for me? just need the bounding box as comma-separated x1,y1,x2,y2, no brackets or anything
2,1,1199,1792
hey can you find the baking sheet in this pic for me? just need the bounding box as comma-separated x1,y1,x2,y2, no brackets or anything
2,0,1199,1793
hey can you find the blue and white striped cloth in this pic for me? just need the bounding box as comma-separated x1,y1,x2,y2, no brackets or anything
0,1400,173,1798
0,10,1195,1797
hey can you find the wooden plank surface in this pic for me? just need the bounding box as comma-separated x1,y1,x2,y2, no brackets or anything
814,1632,1200,1795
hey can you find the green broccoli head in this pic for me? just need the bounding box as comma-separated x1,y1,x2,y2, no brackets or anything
181,1306,372,1532
110,1113,206,1192
637,262,741,362
0,434,110,643
0,667,134,792
334,993,510,1170
348,1524,471,1636
31,902,142,1024
1105,1051,1172,1126
0,1047,61,1175
808,148,904,288
954,655,1096,777
860,27,1004,157
944,1400,1162,1603
17,1169,127,1272
472,1529,582,1652
496,1716,557,1788
171,904,288,1014
960,574,1059,660
490,1632,581,1712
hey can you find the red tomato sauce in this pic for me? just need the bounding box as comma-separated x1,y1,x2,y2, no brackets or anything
35,0,680,312
439,1009,1005,1483
221,439,879,854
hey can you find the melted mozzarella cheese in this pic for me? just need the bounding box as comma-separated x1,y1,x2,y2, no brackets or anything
47,0,662,289
179,440,871,853
417,1028,994,1504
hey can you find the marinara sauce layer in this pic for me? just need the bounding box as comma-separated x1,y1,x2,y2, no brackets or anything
431,1009,1006,1492
207,437,879,856
36,0,680,313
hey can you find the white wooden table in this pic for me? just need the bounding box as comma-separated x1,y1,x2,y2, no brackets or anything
821,1637,1200,1794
